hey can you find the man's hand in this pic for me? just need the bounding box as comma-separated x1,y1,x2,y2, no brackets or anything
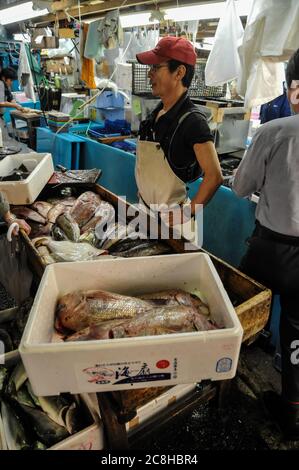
4,214,31,236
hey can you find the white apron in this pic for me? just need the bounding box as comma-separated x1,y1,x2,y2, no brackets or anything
135,139,200,247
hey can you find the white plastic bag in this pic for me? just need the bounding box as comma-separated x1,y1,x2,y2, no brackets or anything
238,0,299,108
205,0,244,86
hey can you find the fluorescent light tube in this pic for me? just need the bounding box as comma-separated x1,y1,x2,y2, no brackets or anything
0,1,48,25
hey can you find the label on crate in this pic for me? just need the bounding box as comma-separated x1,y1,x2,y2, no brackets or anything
76,357,178,388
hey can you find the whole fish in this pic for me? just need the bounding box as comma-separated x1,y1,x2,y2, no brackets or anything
109,237,149,254
1,400,31,450
70,191,102,228
47,203,68,225
139,289,210,315
55,290,153,333
115,240,172,258
19,404,69,447
99,223,135,250
57,213,80,242
46,240,107,263
47,197,76,207
31,201,53,219
81,201,115,234
65,305,217,341
11,206,46,224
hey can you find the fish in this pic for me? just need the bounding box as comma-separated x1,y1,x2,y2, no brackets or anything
51,225,68,241
57,213,80,242
25,380,41,408
1,400,31,450
37,395,70,428
80,200,115,234
139,289,210,315
70,191,102,228
31,201,53,219
79,230,97,246
29,222,53,239
109,237,149,254
47,203,68,225
99,223,135,250
36,245,56,265
46,240,107,263
0,329,13,353
19,404,69,447
65,305,217,341
11,206,46,224
6,362,27,397
115,240,172,258
64,402,82,434
55,290,153,333
0,366,8,393
16,384,36,408
47,197,76,207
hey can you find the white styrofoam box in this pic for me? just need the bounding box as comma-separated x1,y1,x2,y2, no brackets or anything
0,152,54,205
20,253,243,396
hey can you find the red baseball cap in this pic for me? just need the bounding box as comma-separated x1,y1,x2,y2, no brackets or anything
136,36,197,66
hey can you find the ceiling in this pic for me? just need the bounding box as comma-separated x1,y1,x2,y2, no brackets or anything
3,0,247,41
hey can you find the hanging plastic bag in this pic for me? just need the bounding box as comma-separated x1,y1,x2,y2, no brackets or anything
205,0,244,86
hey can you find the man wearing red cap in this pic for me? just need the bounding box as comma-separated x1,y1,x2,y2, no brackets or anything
135,36,223,243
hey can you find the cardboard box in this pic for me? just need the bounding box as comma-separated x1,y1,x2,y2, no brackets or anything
20,253,243,395
0,153,54,205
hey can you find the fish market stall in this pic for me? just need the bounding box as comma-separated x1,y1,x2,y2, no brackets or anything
7,182,270,449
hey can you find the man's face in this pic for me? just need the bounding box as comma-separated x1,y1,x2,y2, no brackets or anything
148,62,178,97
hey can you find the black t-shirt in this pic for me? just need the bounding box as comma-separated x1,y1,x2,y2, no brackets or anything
139,92,214,182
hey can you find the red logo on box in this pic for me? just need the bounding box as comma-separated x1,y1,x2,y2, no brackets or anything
156,360,170,369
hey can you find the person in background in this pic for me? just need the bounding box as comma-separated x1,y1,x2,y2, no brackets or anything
0,67,28,114
0,191,31,236
260,82,291,124
233,49,299,440
135,36,223,238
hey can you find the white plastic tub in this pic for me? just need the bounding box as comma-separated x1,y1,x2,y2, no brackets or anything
0,152,54,205
20,253,243,395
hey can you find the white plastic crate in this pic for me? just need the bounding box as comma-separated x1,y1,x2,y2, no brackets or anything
0,152,54,205
20,253,243,395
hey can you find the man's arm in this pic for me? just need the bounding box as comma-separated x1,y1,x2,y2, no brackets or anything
190,141,223,214
233,128,269,198
0,191,31,236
